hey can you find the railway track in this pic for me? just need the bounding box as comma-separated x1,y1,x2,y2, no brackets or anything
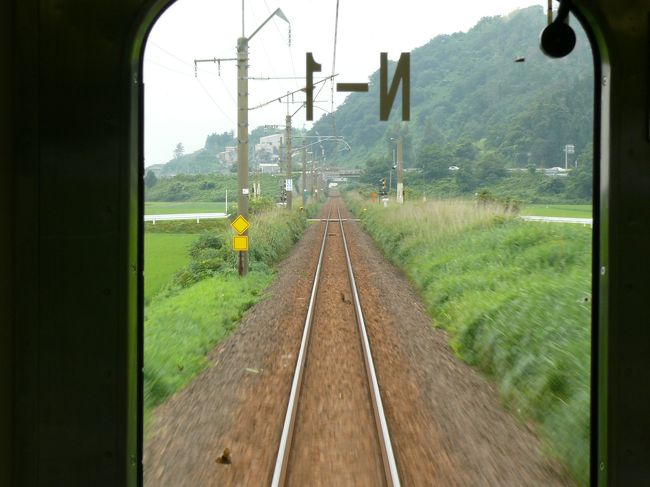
271,198,400,486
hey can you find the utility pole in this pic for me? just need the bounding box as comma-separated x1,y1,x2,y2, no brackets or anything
195,6,289,277
285,114,292,209
564,144,575,170
302,144,307,207
236,35,250,275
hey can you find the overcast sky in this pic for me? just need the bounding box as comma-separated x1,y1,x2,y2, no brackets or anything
144,0,548,167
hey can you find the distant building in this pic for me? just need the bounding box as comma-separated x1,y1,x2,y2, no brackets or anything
218,146,237,165
255,133,283,163
259,163,280,174
256,133,283,152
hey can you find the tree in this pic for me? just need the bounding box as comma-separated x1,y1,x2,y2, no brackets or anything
476,151,507,185
174,142,185,159
417,143,456,181
362,157,391,184
455,166,477,192
144,170,158,188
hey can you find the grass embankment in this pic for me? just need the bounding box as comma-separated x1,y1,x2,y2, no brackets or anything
144,205,315,419
346,194,591,485
145,201,227,214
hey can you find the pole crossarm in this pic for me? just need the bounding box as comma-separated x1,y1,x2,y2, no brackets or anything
193,57,237,77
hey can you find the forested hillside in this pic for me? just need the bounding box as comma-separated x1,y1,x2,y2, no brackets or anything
312,6,593,173
148,132,237,177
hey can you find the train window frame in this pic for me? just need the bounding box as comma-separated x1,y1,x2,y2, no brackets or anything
127,2,603,485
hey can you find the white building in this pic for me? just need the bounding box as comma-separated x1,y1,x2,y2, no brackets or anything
255,133,283,159
259,163,280,174
219,146,237,165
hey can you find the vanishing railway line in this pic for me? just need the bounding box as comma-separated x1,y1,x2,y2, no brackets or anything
271,197,400,487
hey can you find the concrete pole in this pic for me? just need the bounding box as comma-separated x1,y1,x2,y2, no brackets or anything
396,138,404,204
237,36,249,275
285,114,292,209
302,144,307,207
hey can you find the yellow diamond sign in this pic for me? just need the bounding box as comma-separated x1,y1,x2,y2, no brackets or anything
231,214,250,234
232,235,249,252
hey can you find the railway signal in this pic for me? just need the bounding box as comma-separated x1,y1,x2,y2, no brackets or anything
231,215,250,275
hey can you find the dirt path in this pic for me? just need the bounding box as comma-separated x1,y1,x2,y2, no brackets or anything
144,196,574,486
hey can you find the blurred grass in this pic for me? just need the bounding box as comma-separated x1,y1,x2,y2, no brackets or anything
145,201,227,214
144,272,272,416
144,233,196,303
346,193,591,485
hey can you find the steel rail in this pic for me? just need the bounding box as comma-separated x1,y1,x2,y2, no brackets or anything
337,208,401,487
271,207,332,487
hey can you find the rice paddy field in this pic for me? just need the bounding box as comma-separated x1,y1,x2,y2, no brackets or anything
145,201,228,215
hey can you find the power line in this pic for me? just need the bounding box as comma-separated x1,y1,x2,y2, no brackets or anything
218,75,237,104
262,0,299,91
249,75,336,111
145,58,194,78
249,75,332,80
196,77,236,124
150,41,193,67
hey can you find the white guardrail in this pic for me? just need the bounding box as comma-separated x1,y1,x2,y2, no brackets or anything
144,213,228,223
520,215,593,226
143,213,592,226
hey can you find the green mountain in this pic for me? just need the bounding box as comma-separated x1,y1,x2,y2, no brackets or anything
312,5,593,171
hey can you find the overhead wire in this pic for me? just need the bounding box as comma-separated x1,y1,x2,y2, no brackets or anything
150,41,193,67
150,40,238,112
196,76,236,125
249,75,336,111
249,1,280,89
262,0,299,92
145,58,194,78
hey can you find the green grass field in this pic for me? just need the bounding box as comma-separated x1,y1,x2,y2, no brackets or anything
145,201,228,214
520,204,592,218
144,233,197,302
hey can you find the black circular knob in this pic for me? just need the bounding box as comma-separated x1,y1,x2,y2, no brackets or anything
540,21,576,58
